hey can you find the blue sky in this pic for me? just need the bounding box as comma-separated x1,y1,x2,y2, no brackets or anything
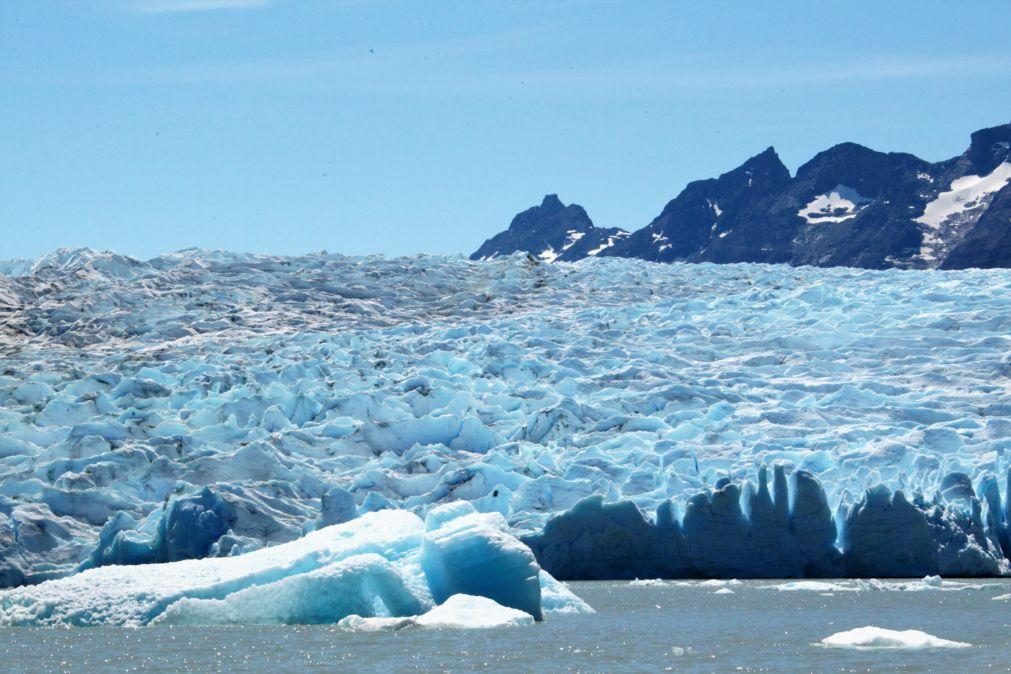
2,0,1011,260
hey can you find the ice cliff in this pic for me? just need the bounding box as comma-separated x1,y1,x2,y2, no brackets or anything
2,248,1011,585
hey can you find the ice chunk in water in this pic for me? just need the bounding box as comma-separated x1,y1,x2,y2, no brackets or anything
0,507,586,627
422,501,543,621
338,594,534,630
820,626,970,649
414,594,535,629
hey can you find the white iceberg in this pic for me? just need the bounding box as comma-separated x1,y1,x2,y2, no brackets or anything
766,581,857,592
415,594,535,629
820,626,971,650
338,594,534,631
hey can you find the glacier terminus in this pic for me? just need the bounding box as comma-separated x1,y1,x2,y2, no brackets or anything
3,248,1011,626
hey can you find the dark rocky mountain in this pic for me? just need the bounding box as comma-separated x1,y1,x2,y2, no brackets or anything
471,194,628,262
471,122,1011,269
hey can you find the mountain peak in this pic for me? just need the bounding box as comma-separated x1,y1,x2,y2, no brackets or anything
739,146,786,171
474,122,1011,270
540,194,564,210
722,145,791,188
967,122,1011,174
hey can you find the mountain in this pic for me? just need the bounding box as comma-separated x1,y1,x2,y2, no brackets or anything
471,122,1011,269
471,194,629,262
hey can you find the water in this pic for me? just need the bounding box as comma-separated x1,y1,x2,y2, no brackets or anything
3,580,1010,673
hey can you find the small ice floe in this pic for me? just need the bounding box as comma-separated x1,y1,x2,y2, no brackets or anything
766,576,997,594
819,626,970,650
713,587,734,595
765,581,858,593
338,595,535,631
628,578,666,587
865,576,997,593
698,579,741,588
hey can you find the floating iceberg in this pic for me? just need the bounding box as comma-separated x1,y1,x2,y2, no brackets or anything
0,504,590,627
3,249,1011,582
766,576,998,593
767,580,856,592
339,594,535,631
820,626,971,650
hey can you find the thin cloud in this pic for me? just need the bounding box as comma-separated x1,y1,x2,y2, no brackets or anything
131,0,271,13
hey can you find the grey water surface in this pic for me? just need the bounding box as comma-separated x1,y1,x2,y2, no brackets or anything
2,579,1009,673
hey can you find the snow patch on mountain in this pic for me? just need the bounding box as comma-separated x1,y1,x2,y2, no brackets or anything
915,162,1011,264
798,185,873,224
587,231,629,256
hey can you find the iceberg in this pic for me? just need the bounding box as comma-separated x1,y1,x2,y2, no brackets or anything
820,626,971,650
412,594,536,629
0,506,589,627
338,594,535,631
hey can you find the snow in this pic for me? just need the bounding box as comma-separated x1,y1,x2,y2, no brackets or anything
538,247,559,263
798,185,873,224
915,162,1011,264
536,231,591,263
820,626,970,650
707,199,723,217
0,505,587,627
562,230,585,252
3,249,1011,584
587,231,629,257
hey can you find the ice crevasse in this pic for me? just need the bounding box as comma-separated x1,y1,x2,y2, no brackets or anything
0,502,592,627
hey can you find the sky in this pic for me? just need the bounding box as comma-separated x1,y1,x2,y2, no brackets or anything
2,0,1011,260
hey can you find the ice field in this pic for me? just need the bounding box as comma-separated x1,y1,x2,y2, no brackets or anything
2,248,1011,592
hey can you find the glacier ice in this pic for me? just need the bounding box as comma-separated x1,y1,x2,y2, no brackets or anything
0,505,587,627
338,594,535,631
3,248,1011,584
819,626,971,650
421,501,543,620
525,477,1009,579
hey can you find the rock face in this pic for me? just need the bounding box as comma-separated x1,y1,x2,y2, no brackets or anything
471,194,629,262
472,122,1011,269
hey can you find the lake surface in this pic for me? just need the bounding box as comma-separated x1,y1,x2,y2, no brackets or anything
3,579,1010,673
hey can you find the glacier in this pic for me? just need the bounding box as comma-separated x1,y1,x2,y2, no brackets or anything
2,248,1011,589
